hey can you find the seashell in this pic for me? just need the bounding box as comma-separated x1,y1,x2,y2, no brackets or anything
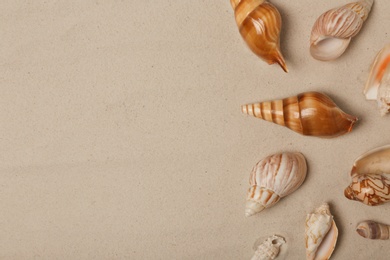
245,152,307,217
241,92,358,138
305,203,338,260
251,235,286,260
344,145,390,206
356,220,390,240
231,0,288,72
364,44,390,116
310,0,374,61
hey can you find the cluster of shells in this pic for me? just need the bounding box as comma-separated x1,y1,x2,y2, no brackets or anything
230,0,390,259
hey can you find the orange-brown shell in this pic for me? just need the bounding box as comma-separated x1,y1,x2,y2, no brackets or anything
241,92,358,138
231,0,287,72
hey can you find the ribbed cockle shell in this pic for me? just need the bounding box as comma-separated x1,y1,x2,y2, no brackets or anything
245,152,307,217
310,0,374,61
364,44,390,116
251,235,286,260
356,220,390,240
241,92,358,138
344,145,390,206
231,0,287,72
305,203,338,260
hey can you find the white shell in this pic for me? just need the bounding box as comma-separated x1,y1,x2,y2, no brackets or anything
251,235,286,260
305,203,338,260
364,44,390,116
310,0,374,61
245,152,307,217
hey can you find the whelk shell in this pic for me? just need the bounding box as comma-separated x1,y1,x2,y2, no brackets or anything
356,220,390,240
231,0,287,72
245,152,307,217
251,235,286,260
364,44,390,116
241,92,358,138
310,0,374,61
305,203,338,260
344,145,390,206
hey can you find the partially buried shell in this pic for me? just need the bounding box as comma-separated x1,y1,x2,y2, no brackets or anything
310,0,374,61
344,145,390,206
231,0,287,72
364,44,390,116
241,92,358,138
245,152,307,217
356,220,390,240
251,235,286,260
305,203,338,260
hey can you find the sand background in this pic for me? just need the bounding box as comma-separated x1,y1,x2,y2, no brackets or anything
1,0,390,259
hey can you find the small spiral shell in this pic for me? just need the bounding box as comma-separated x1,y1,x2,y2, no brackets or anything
241,92,358,138
231,0,287,72
356,220,390,240
251,235,286,260
310,0,374,61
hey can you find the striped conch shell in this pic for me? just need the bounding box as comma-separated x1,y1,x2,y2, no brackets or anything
251,235,286,260
356,220,390,240
305,203,338,260
241,92,358,138
364,44,390,116
310,0,374,61
245,152,307,217
231,0,288,72
344,145,390,206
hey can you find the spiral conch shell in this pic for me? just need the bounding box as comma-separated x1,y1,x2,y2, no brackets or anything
310,0,374,61
344,145,390,206
245,152,307,217
305,203,338,260
241,92,358,138
251,235,286,260
356,220,390,240
364,44,390,116
231,0,287,72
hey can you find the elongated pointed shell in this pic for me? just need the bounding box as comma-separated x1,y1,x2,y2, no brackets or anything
245,152,307,217
251,235,286,260
241,92,358,138
231,0,288,72
364,44,390,116
356,220,390,240
344,145,390,206
305,203,338,260
310,0,374,61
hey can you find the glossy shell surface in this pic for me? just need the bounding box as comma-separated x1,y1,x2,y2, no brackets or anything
231,0,287,72
242,92,358,138
356,220,390,240
344,145,390,206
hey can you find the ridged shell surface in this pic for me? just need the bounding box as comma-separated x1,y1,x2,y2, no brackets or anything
310,0,374,61
245,152,307,217
251,235,285,260
344,145,390,206
231,0,287,72
241,92,358,138
364,44,390,116
356,220,390,240
305,203,338,260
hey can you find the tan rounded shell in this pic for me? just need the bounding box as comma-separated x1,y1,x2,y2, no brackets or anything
231,0,287,72
245,152,307,217
356,220,390,240
344,145,390,206
310,0,374,61
241,92,358,138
